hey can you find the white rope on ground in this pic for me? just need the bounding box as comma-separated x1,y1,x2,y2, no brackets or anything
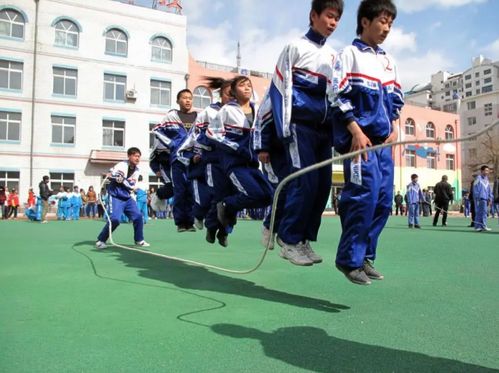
97,119,499,275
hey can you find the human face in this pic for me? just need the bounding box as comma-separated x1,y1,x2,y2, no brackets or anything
234,79,253,104
361,12,393,48
481,167,489,177
177,92,193,112
221,86,232,105
311,7,340,38
128,152,141,167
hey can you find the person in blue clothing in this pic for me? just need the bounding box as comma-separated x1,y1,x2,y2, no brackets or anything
473,165,493,232
70,186,82,220
96,147,150,249
264,0,344,266
463,192,471,218
329,0,403,285
152,89,197,232
207,76,273,243
135,175,149,224
406,174,423,228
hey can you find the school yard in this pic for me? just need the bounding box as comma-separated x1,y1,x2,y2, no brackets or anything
0,215,498,372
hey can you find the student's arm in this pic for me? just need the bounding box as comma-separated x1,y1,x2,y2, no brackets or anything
176,125,198,166
253,93,273,164
389,57,405,122
206,109,240,153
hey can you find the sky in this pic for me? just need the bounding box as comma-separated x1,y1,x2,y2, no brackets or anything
141,0,499,91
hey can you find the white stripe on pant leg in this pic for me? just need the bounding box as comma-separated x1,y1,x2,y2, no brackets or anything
263,163,279,184
206,163,213,188
193,179,201,204
288,125,301,169
229,172,248,196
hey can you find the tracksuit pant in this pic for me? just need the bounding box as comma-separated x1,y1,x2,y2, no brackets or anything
408,203,420,226
97,195,144,243
262,150,289,234
336,147,394,269
278,124,332,245
171,160,194,227
474,199,488,229
137,200,148,224
192,177,212,222
205,162,233,232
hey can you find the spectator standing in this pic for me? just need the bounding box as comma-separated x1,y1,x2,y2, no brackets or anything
473,165,493,232
86,186,97,218
394,191,403,216
433,175,453,227
0,185,6,219
39,175,52,223
27,187,36,208
7,188,20,219
406,174,423,228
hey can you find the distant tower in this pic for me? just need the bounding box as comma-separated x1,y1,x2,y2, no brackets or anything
237,41,241,73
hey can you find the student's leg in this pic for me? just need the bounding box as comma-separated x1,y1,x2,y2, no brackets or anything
192,177,212,221
441,200,449,225
433,203,441,225
262,153,289,232
97,196,125,242
124,198,144,242
171,161,194,227
414,203,420,225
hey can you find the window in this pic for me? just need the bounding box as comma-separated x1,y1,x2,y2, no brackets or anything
405,150,416,167
444,125,454,140
426,152,436,169
103,120,125,147
49,172,74,190
484,77,492,84
0,170,20,191
148,175,162,191
475,80,480,86
468,148,477,159
104,74,126,102
475,72,479,78
446,154,455,170
151,37,172,63
149,123,157,148
445,91,450,96
425,122,435,138
105,28,127,56
404,118,415,136
467,101,476,110
0,111,21,141
54,20,79,48
193,86,212,109
53,67,77,96
465,91,472,97
0,9,24,39
464,74,471,80
484,103,492,116
0,59,23,90
51,115,75,145
467,117,476,126
150,79,171,106
482,85,493,94
484,69,491,75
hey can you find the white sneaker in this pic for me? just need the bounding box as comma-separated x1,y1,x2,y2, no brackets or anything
194,218,204,230
483,227,492,231
95,241,107,249
302,241,323,263
261,226,275,250
135,240,150,247
279,242,314,266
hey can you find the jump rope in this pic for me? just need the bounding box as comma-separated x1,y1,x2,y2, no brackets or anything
97,119,499,275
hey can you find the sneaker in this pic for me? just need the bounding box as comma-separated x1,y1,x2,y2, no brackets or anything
302,241,322,263
261,226,275,250
483,227,492,231
336,264,372,285
475,228,483,232
414,224,422,229
279,242,314,266
216,202,233,228
442,223,447,227
194,218,204,230
177,225,187,233
276,236,285,248
95,241,107,249
206,229,216,244
363,259,384,280
135,240,150,247
408,224,414,228
41,220,48,224
185,225,196,232
216,230,228,247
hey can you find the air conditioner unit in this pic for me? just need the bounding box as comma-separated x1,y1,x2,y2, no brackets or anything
126,89,137,99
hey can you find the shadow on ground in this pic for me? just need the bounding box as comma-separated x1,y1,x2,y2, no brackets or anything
74,241,349,314
212,323,497,372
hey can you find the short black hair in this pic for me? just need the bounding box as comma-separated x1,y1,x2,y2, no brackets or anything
230,76,252,98
480,165,489,171
127,147,141,156
176,89,192,101
356,0,397,36
309,0,344,26
43,175,49,181
411,174,418,180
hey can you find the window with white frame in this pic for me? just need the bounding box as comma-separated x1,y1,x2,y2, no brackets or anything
467,101,476,110
482,85,493,94
405,149,416,167
193,86,212,109
149,122,156,149
484,77,492,84
150,79,171,106
484,69,491,75
0,9,24,39
151,37,172,63
425,122,435,138
467,117,476,126
103,120,125,147
446,154,455,170
104,73,126,101
54,20,79,48
426,152,436,169
53,67,77,96
404,118,415,136
105,29,127,56
0,170,20,191
51,115,75,145
0,111,21,141
148,175,162,191
0,59,23,90
49,172,74,190
484,103,492,116
444,125,454,140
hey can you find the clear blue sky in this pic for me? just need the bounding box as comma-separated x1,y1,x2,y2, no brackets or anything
136,0,499,90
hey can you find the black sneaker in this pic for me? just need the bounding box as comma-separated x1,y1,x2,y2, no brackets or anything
442,223,447,227
335,264,372,285
206,229,216,244
408,224,414,228
217,202,234,228
177,225,187,233
363,259,384,280
433,222,437,226
185,225,196,232
216,230,228,247
414,224,421,229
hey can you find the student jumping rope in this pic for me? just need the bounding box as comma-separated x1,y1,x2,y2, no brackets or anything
330,0,403,285
96,147,150,249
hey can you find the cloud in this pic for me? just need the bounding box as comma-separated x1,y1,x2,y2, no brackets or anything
384,27,417,54
396,0,487,13
482,38,499,60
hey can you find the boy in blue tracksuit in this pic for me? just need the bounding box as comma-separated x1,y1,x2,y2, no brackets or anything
329,0,403,285
152,89,197,232
135,175,148,224
266,0,344,266
96,147,149,249
406,174,423,228
473,165,493,232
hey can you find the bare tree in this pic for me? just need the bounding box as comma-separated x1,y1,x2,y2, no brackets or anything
469,129,499,176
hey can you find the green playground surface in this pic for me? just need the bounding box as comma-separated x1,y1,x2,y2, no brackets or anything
1,216,498,372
